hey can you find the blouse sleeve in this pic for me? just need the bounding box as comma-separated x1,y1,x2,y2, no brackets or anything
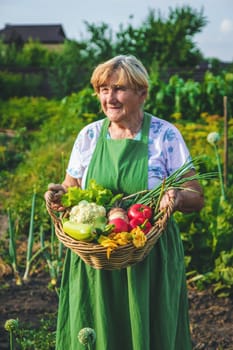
148,117,191,189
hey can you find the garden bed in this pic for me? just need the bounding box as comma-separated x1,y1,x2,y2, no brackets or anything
0,273,232,349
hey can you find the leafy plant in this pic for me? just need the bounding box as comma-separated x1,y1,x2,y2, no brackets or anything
205,250,233,297
14,315,56,350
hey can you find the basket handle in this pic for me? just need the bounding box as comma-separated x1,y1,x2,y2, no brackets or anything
44,190,62,225
156,198,175,230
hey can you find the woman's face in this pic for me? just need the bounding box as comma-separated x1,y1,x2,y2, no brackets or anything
98,72,146,124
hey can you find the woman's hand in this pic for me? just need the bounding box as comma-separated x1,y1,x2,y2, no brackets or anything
45,183,67,212
45,174,81,212
159,189,177,212
159,170,204,214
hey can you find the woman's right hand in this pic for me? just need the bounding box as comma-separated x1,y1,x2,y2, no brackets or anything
45,183,67,212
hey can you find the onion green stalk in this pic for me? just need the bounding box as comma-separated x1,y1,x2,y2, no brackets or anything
122,158,216,212
40,222,63,290
22,191,49,281
4,318,19,350
23,189,36,282
40,226,57,287
207,132,225,200
7,208,22,286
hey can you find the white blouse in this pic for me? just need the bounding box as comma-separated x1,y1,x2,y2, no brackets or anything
67,115,191,190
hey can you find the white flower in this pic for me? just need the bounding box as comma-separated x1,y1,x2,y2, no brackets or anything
207,132,220,145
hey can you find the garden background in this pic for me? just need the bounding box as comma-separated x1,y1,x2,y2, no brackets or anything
0,6,232,349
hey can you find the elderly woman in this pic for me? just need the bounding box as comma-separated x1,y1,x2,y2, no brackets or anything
48,55,204,350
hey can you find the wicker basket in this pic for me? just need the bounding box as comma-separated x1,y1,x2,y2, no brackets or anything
45,190,173,270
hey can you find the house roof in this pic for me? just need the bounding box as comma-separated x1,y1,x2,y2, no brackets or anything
0,24,66,44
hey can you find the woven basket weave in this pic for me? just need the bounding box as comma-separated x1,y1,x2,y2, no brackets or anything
45,190,173,270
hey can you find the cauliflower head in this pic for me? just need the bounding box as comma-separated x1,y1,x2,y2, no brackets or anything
69,200,106,224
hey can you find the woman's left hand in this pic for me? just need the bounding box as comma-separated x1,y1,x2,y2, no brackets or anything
159,170,204,214
159,189,177,212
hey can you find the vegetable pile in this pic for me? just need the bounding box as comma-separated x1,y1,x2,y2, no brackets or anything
62,182,153,258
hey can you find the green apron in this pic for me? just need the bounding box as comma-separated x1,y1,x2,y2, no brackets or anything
56,113,192,350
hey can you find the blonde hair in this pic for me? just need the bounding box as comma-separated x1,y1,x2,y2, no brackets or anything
90,55,149,93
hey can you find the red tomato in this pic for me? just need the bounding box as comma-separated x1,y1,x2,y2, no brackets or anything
128,204,152,220
129,217,152,234
108,218,129,233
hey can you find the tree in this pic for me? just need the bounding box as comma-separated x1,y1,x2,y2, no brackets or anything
82,6,207,71
48,39,92,98
115,6,207,70
82,22,115,62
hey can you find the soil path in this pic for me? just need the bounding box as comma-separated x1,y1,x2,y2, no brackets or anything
0,275,232,349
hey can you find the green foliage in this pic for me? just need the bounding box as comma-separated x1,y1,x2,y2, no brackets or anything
0,39,19,66
205,251,233,297
0,127,28,173
0,89,101,237
18,40,55,67
202,72,233,114
15,315,56,349
172,118,233,295
61,179,116,207
0,70,44,99
0,39,55,68
175,186,233,297
145,71,233,120
0,96,62,130
48,40,92,98
83,22,115,63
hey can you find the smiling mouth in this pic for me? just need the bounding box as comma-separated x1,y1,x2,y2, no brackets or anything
108,105,121,109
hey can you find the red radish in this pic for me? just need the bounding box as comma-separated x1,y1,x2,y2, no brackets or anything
108,207,129,223
108,218,129,233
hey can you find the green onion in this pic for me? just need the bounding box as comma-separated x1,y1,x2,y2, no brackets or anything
122,157,216,209
7,208,22,286
23,189,36,282
40,221,63,290
4,318,19,350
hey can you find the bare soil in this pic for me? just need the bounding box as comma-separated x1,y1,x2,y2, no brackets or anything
0,273,232,350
